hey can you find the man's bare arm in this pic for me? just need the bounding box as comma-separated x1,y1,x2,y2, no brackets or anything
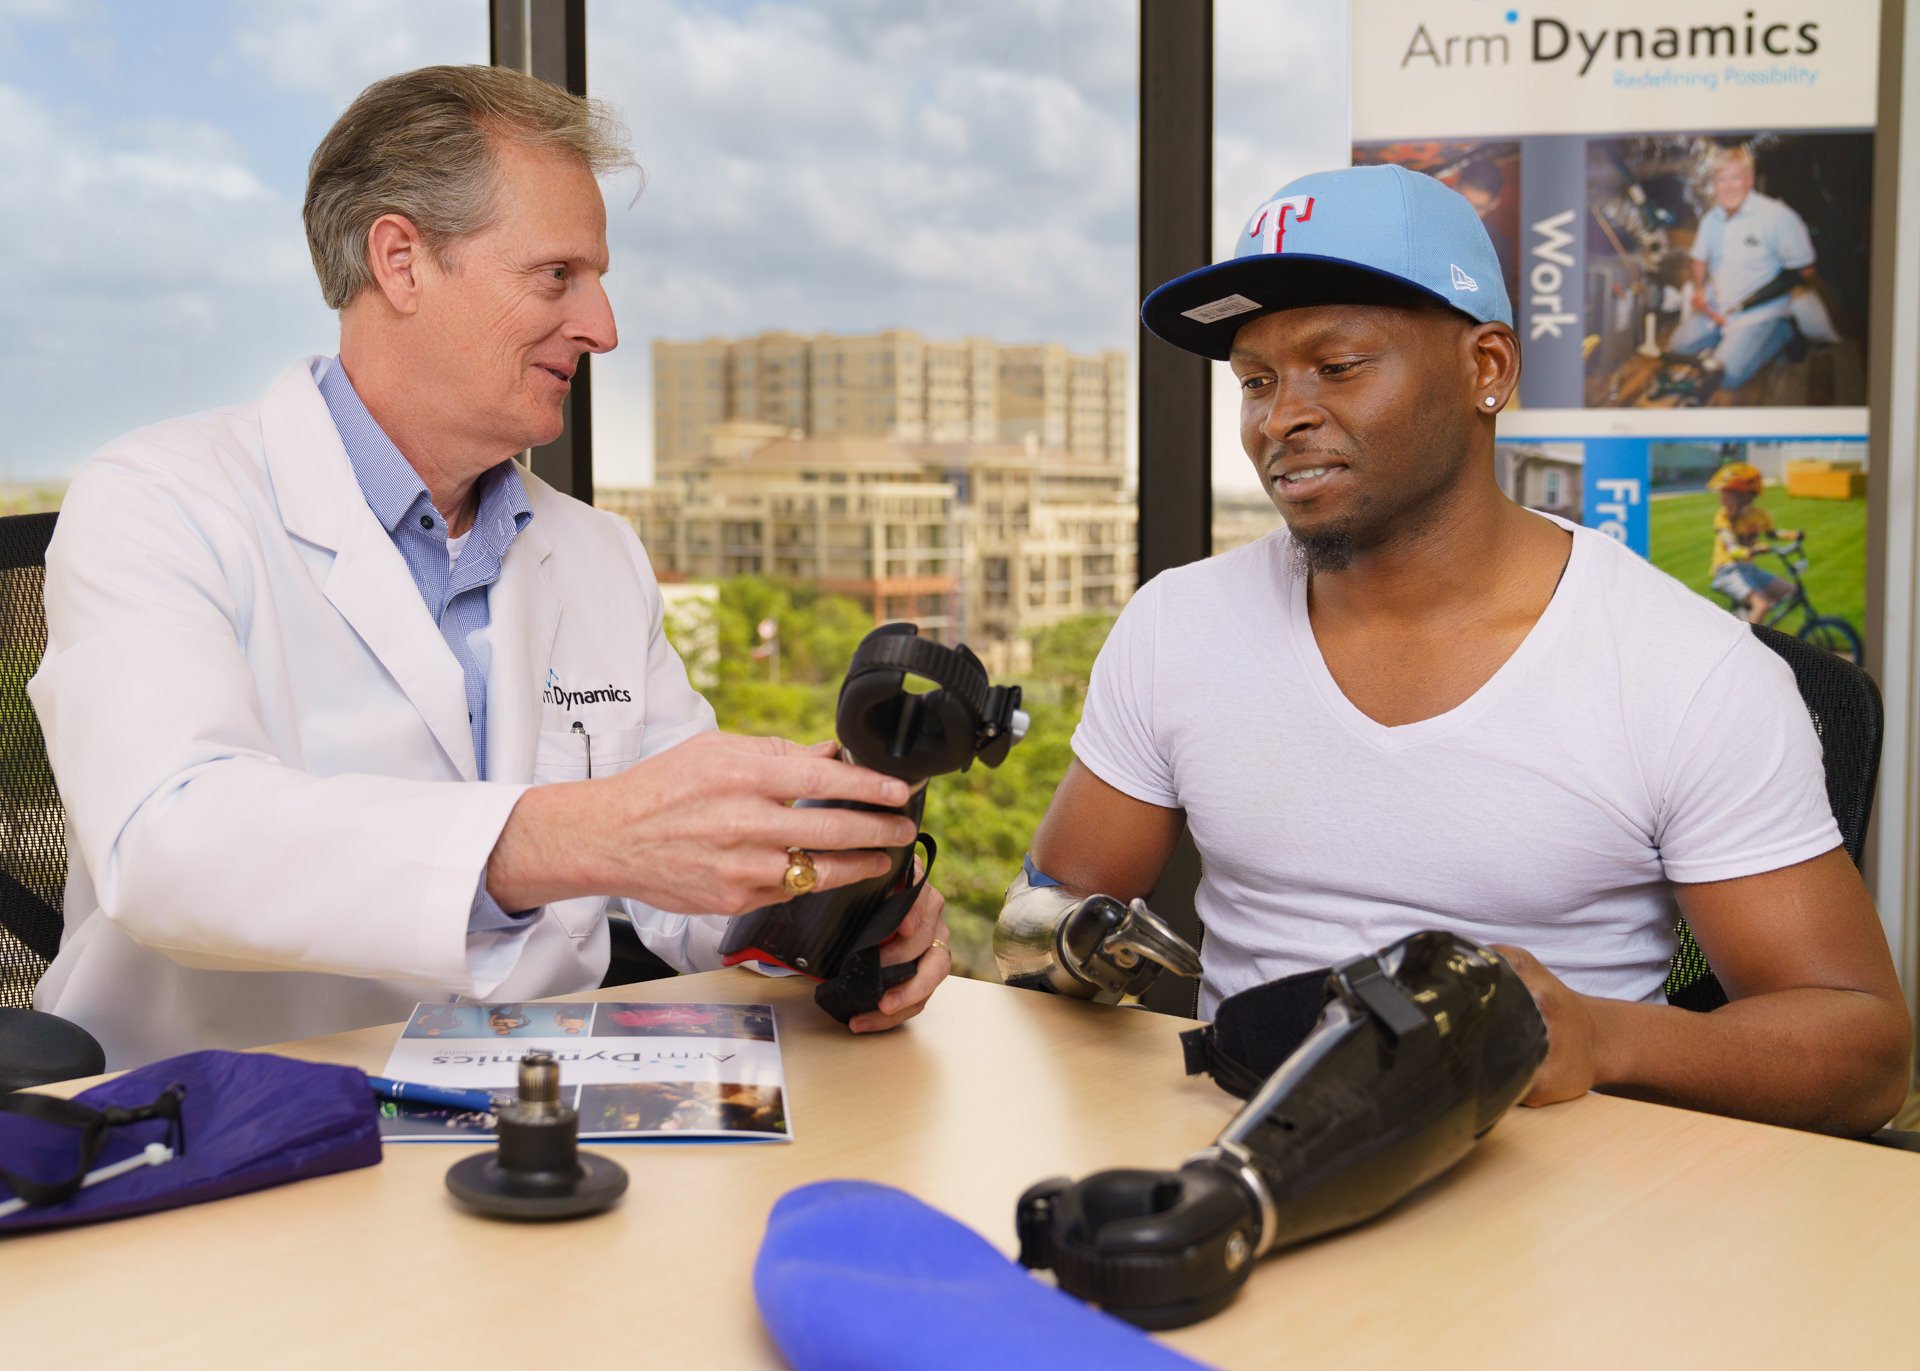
1502,847,1911,1136
1029,759,1184,898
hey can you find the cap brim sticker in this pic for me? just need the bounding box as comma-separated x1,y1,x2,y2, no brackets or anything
1179,293,1263,325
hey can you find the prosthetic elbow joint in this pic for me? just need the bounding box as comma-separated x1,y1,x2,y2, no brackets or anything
993,868,1201,1003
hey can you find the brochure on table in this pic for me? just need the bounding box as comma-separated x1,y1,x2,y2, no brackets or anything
377,1001,791,1143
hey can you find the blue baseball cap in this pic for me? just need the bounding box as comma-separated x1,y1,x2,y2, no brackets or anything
1142,164,1513,360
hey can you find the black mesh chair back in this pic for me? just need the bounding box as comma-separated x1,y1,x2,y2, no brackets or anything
0,511,66,1011
1664,623,1882,1011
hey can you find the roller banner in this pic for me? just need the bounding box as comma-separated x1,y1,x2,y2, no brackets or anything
1351,0,1876,661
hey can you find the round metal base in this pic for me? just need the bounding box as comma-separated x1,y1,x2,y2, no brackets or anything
445,1151,629,1221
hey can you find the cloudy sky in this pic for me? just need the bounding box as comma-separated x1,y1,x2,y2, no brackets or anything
0,0,1346,495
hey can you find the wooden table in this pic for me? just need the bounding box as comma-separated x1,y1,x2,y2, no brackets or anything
7,969,1918,1369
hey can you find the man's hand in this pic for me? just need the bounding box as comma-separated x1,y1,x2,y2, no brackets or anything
1491,944,1602,1107
487,733,918,915
1689,286,1727,327
848,878,951,1035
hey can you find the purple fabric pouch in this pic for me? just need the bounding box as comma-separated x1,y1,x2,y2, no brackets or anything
0,1049,381,1233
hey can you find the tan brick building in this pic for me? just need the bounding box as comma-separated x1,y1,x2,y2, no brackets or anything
622,329,1135,666
651,329,1126,473
599,431,1134,671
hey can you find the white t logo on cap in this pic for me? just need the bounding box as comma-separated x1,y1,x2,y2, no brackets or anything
1248,195,1315,254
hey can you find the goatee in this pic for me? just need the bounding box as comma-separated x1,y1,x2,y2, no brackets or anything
1289,526,1356,575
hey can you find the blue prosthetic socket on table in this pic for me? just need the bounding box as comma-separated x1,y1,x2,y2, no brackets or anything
755,1180,1216,1371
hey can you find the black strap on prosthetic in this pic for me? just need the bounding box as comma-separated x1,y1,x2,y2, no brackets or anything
1179,967,1328,1100
842,629,1022,764
845,629,990,715
1180,953,1435,1100
813,836,937,1025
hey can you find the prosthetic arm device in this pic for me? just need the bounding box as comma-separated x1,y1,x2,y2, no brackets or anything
1014,931,1548,1329
1738,267,1807,314
993,866,1201,1003
719,623,1026,1024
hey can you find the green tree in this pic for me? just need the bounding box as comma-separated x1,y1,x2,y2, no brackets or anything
685,576,875,742
921,614,1116,977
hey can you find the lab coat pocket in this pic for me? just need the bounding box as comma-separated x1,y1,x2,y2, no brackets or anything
532,725,646,782
532,727,645,939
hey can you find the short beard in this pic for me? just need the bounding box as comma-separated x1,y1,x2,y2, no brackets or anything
1289,525,1356,575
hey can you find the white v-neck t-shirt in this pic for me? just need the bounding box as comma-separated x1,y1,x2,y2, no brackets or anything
1072,514,1840,1017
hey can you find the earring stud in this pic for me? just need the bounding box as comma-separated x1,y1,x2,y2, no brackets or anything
1483,395,1498,407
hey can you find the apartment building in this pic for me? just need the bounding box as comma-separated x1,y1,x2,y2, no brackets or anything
599,430,1135,671
651,329,1126,474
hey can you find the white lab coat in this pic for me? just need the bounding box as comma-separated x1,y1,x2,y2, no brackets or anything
30,359,730,1068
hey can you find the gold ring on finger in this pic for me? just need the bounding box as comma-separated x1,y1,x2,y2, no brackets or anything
929,938,950,957
783,848,819,897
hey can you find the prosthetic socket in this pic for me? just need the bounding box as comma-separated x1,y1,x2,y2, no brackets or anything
1015,931,1548,1329
994,867,1202,1003
720,624,1026,1023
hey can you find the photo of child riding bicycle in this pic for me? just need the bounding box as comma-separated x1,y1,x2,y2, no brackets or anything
1697,459,1865,664
1708,462,1798,622
1647,440,1867,667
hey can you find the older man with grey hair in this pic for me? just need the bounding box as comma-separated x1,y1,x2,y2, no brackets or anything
1664,143,1820,396
31,65,950,1068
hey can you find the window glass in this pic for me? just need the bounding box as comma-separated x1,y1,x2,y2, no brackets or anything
589,2,1140,975
0,1,486,510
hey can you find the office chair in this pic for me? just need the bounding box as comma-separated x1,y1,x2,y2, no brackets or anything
0,510,107,1090
1663,623,1917,1149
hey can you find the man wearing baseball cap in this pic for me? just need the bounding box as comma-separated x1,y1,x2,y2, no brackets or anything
1012,165,1908,1137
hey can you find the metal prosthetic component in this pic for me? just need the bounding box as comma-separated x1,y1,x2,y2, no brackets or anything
994,869,1201,1002
1016,931,1549,1329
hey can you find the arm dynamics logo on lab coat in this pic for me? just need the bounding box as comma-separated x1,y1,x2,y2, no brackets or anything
544,668,632,709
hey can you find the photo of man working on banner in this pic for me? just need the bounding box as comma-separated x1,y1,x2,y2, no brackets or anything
1584,132,1870,408
1663,145,1822,400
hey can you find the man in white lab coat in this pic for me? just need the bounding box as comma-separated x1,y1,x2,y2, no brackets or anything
30,65,950,1068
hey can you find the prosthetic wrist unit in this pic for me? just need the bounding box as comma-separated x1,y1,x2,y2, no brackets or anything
993,865,1201,1003
719,623,1026,1024
1014,930,1548,1329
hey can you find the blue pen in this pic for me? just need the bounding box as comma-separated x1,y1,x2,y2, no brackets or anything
368,1076,510,1113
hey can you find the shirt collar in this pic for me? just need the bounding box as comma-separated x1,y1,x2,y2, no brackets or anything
314,355,533,540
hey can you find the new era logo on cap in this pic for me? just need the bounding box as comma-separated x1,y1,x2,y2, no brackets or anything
1141,164,1514,360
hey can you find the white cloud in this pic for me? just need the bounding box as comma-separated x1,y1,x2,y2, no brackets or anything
0,81,333,478
228,0,487,107
2,0,1350,495
587,0,1146,484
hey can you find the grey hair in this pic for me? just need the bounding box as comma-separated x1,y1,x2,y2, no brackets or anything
1707,143,1757,177
303,64,637,310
